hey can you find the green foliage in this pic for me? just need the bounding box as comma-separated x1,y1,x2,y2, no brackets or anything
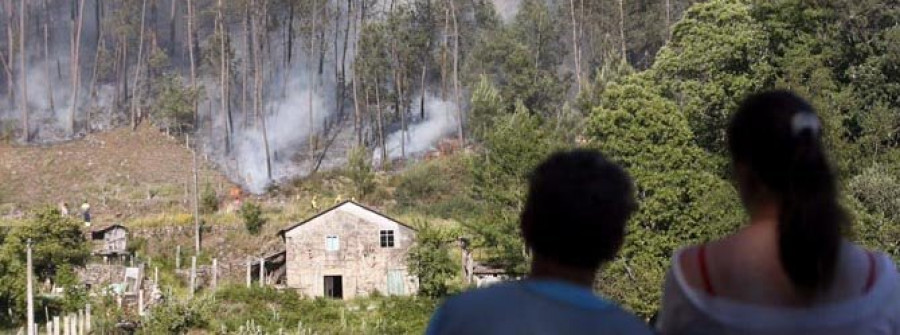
408,222,460,298
467,105,568,275
586,78,743,316
204,286,436,334
153,74,200,134
653,0,775,155
200,183,219,214
55,264,88,313
394,155,478,219
141,297,211,334
0,208,90,326
346,147,376,198
847,164,900,257
239,202,266,235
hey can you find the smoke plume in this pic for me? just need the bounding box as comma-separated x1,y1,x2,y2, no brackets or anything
375,95,460,164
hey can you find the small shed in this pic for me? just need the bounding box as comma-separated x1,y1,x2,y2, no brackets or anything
91,224,129,257
473,264,508,287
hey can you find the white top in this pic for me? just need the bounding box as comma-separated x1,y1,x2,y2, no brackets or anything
658,249,900,335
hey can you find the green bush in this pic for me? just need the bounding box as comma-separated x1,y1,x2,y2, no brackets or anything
240,202,266,235
141,297,211,334
200,183,219,214
408,222,460,298
346,147,376,198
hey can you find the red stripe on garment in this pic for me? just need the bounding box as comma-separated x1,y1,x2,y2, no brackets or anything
863,251,877,294
698,245,716,296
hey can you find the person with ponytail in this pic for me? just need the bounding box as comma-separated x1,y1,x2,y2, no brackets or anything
657,91,900,334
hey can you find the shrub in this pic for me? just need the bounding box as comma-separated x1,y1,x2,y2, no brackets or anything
142,297,211,333
408,222,460,298
200,183,219,214
240,202,266,235
346,147,376,198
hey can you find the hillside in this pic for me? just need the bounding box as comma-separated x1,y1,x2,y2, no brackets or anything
0,126,234,223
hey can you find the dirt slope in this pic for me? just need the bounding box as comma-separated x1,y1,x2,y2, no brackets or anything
0,126,234,222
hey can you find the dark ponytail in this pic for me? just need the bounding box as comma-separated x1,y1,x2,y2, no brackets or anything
728,91,847,294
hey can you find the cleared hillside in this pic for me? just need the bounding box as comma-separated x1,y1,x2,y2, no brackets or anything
0,126,234,223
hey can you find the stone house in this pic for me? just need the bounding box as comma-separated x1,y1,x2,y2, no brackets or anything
90,224,129,258
278,201,418,299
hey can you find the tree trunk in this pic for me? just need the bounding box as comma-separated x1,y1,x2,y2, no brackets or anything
192,143,200,254
391,42,405,159
440,6,448,100
0,47,12,105
449,0,463,144
308,0,319,157
218,0,231,153
121,34,128,111
86,29,103,133
338,0,351,121
95,0,101,44
187,0,197,125
169,0,177,55
665,0,671,41
374,78,385,168
19,0,28,142
618,0,626,61
69,0,86,135
352,70,361,146
569,0,581,94
5,1,15,111
419,63,426,119
242,4,250,129
130,0,146,130
286,1,293,66
43,0,53,112
252,0,271,181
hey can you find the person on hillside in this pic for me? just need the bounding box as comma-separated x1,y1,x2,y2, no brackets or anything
426,150,653,335
657,91,900,334
59,202,70,216
81,201,92,227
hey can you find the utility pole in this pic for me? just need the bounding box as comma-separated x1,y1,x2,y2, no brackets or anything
193,146,200,254
26,239,35,335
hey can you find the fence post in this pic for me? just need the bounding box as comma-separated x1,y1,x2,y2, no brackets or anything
85,304,91,334
258,257,265,287
190,256,197,297
246,259,251,288
212,258,218,290
138,289,145,316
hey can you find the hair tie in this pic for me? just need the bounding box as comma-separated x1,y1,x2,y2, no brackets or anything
791,112,820,137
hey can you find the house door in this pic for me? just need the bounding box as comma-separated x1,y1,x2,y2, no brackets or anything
387,270,405,295
324,276,343,299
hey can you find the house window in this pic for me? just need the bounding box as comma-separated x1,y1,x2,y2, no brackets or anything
380,230,395,248
326,236,340,251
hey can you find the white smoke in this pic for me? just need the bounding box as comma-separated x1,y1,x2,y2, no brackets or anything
225,73,331,194
375,95,459,164
493,0,522,22
0,59,113,141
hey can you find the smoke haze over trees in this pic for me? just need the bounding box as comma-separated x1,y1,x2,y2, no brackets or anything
0,0,699,192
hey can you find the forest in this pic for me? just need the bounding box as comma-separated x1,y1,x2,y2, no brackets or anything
0,0,898,332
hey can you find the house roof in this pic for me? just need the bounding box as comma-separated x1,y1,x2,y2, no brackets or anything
474,263,507,275
277,200,416,237
91,224,128,234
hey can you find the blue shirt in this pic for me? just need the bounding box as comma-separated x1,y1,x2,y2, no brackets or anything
426,280,654,335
